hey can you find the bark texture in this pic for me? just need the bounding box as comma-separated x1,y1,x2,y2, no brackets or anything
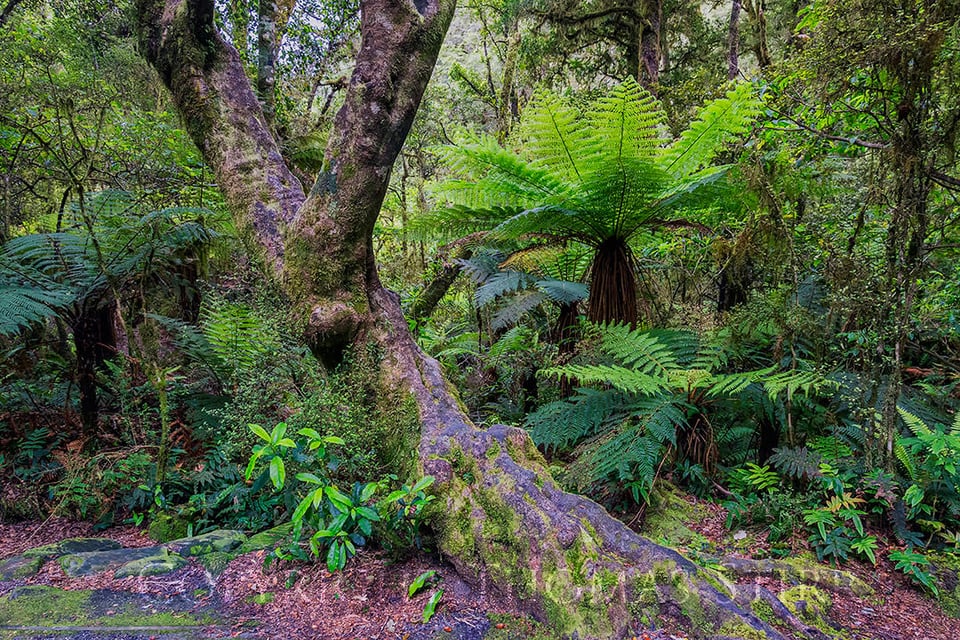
136,1,818,637
728,0,741,80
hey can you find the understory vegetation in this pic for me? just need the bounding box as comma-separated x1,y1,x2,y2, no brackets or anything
2,0,960,631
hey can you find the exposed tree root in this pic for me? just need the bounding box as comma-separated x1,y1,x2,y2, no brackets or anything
720,558,873,597
372,287,822,639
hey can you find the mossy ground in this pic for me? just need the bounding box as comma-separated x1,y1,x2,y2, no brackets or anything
0,585,216,638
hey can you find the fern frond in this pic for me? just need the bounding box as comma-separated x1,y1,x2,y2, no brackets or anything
490,290,547,332
661,82,762,179
475,270,530,307
535,278,589,305
587,76,666,164
595,323,683,377
527,388,626,451
519,91,592,183
0,282,74,335
436,136,570,207
540,363,670,395
897,407,932,437
489,326,535,358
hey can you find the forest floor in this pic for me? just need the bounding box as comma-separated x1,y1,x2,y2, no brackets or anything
0,496,957,640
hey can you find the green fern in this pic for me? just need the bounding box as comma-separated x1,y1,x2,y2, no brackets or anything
200,299,278,376
427,79,762,326
527,323,829,498
662,82,763,178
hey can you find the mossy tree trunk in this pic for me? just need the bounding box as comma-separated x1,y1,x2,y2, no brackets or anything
135,1,816,637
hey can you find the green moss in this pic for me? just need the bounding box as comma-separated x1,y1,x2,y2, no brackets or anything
698,567,734,598
245,592,274,605
642,485,711,550
751,598,776,623
718,618,769,640
565,537,588,586
652,560,676,584
199,551,235,576
238,522,293,554
598,568,619,591
778,555,873,597
930,552,960,618
779,584,835,634
0,585,211,632
148,512,190,543
486,441,501,459
447,445,479,484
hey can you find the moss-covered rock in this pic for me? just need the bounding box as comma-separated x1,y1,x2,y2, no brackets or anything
114,550,187,578
22,537,121,560
198,550,235,576
59,546,168,577
721,556,873,597
929,551,960,618
0,585,213,631
778,584,834,632
147,512,191,542
165,529,247,557
237,522,294,554
641,484,712,551
0,554,43,580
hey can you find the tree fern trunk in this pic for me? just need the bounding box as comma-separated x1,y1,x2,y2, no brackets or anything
588,237,638,327
71,299,118,432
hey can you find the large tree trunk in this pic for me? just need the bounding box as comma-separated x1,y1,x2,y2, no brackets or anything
135,1,817,637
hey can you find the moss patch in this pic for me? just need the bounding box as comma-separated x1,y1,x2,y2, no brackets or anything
930,551,960,618
199,550,236,576
779,584,835,634
641,485,711,550
0,585,213,633
245,592,275,605
148,512,190,543
238,522,294,554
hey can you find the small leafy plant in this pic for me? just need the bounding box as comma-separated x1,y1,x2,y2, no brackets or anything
889,549,938,595
245,423,436,572
408,570,443,623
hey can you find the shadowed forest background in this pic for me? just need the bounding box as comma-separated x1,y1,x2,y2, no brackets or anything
1,0,960,638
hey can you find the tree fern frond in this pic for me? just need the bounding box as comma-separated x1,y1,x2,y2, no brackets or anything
0,283,74,335
540,363,670,395
661,82,762,179
527,388,626,451
589,430,664,484
436,137,570,206
764,368,833,399
594,323,683,377
407,205,520,241
587,76,666,164
535,278,589,305
490,290,547,332
475,270,531,307
456,250,508,283
520,91,591,182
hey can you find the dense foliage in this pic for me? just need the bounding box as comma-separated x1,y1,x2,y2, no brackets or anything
1,0,959,606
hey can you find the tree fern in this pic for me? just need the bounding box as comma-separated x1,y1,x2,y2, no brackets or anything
527,323,830,499
428,80,762,327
